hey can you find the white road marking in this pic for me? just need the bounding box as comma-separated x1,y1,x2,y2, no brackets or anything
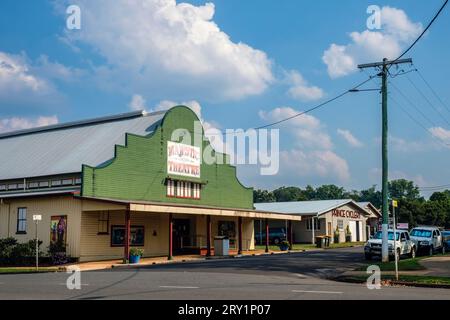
159,285,199,289
58,283,89,286
292,290,343,294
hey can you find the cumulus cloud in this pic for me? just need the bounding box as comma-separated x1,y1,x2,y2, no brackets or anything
337,128,364,148
429,127,450,144
0,116,58,134
58,0,274,101
285,70,324,101
322,6,422,78
128,94,148,111
258,107,350,182
369,167,428,187
259,107,332,149
281,149,350,182
0,52,50,94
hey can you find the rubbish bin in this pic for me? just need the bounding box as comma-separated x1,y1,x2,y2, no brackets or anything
315,236,325,248
324,236,331,248
214,236,230,256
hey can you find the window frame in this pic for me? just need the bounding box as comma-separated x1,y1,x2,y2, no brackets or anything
97,211,110,235
16,207,27,234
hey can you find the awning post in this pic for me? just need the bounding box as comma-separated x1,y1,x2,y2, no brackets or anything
168,213,173,260
124,207,131,263
206,215,211,257
238,217,243,255
265,219,269,253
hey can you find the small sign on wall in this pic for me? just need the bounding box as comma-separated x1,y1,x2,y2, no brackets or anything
167,141,201,178
33,215,42,221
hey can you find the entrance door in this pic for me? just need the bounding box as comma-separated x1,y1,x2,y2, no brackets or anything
355,221,361,242
173,219,191,253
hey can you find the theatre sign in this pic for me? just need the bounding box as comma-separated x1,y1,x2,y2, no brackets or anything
167,141,201,178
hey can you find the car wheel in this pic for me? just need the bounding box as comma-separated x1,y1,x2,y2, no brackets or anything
273,238,280,245
410,247,416,259
429,246,434,256
365,253,372,260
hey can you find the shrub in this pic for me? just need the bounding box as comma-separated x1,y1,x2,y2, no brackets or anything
48,240,68,265
129,247,144,257
0,238,43,266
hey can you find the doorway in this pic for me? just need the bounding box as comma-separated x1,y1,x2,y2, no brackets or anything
173,219,192,253
355,221,361,242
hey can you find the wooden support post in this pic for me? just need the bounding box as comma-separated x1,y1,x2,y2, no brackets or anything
238,217,243,255
206,215,212,257
168,213,173,260
265,219,269,253
288,220,293,250
124,207,131,263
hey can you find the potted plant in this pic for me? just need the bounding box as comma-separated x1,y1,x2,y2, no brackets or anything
279,240,290,251
334,226,340,244
345,225,352,243
129,247,144,264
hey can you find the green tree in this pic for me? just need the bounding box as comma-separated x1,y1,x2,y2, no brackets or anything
273,186,304,202
388,179,421,201
314,185,346,200
253,189,276,203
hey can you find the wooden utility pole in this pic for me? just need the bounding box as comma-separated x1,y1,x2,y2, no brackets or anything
358,57,412,262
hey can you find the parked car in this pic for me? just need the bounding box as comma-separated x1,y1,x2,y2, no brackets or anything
254,227,287,245
410,226,445,256
364,230,416,260
442,231,450,251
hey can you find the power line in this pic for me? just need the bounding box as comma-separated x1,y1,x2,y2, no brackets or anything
389,80,438,127
394,0,449,62
253,75,376,130
415,67,450,116
419,183,450,190
405,73,450,127
389,94,450,148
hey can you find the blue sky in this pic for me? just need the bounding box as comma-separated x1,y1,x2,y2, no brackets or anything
1,0,449,196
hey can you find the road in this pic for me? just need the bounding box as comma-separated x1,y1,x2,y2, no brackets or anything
0,247,449,300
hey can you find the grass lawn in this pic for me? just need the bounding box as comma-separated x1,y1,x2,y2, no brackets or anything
342,274,450,286
356,257,426,271
0,267,64,274
327,241,365,249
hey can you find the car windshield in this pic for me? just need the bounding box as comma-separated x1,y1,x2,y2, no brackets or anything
373,231,399,241
410,229,432,238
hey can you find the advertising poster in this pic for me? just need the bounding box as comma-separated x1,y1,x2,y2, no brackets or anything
50,215,68,247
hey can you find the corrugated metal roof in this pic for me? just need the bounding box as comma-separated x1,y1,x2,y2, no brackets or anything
255,199,368,216
0,110,166,180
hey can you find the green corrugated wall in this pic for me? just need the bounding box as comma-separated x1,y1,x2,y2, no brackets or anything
81,106,253,209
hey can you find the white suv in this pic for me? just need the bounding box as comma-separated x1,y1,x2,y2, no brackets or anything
364,230,416,260
410,226,445,256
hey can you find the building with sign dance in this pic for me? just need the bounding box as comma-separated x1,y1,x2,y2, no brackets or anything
255,200,380,244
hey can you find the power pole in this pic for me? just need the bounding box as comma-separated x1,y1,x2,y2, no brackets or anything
358,57,412,263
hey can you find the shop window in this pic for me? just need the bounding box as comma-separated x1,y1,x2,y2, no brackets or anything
218,221,236,238
51,180,62,187
306,217,320,230
62,179,73,186
98,211,110,235
167,179,201,200
28,182,39,189
17,208,27,234
167,180,175,197
8,184,18,190
0,184,7,191
39,181,49,188
111,225,145,247
337,220,344,230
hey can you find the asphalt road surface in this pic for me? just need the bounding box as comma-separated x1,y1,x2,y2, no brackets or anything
0,247,449,300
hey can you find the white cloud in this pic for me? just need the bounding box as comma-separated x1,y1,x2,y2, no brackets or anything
337,128,364,148
59,0,274,101
0,116,58,134
0,52,49,94
285,70,324,101
322,6,422,78
281,149,350,182
369,167,428,187
128,94,148,111
259,107,332,149
429,127,450,144
258,107,350,182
